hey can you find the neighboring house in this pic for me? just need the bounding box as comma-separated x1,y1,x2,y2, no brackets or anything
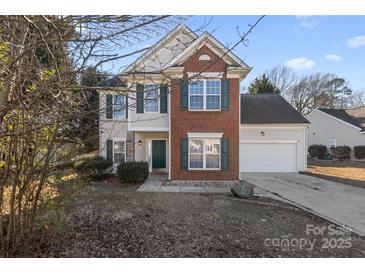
97,24,310,182
306,108,365,157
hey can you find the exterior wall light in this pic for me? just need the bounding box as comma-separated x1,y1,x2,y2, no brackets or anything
260,131,265,137
138,140,142,146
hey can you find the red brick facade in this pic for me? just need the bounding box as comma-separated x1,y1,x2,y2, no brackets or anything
170,45,240,181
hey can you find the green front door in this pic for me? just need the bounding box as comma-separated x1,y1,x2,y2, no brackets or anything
152,140,166,169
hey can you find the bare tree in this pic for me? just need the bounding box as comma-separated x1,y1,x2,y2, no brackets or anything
287,73,352,114
0,15,182,257
0,15,264,257
344,91,365,108
264,65,297,95
252,66,362,114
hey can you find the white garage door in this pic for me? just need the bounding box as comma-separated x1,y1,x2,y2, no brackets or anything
240,142,298,172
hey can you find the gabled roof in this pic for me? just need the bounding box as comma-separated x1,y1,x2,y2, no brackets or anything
121,24,250,75
318,108,365,131
241,94,310,124
122,24,198,74
163,31,250,69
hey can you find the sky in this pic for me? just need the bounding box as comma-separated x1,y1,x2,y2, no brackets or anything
107,16,365,93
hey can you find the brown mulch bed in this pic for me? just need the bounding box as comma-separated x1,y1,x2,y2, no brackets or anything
89,174,121,186
36,181,365,258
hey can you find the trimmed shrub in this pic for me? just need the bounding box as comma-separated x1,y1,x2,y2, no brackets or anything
330,146,351,161
354,146,365,159
323,152,333,160
74,155,112,179
308,145,327,159
117,161,149,184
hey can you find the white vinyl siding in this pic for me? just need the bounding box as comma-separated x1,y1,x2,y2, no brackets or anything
306,109,365,159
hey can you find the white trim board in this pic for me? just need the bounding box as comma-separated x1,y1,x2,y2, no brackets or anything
240,140,299,144
128,127,169,132
187,72,223,78
187,132,223,138
240,124,309,129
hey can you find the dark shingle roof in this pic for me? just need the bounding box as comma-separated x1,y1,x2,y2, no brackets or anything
319,108,365,131
97,76,126,88
241,94,310,124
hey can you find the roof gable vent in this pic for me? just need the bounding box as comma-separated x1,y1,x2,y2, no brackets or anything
198,54,211,61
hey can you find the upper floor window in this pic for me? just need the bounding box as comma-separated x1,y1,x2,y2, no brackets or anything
189,80,221,111
144,84,159,113
113,95,127,119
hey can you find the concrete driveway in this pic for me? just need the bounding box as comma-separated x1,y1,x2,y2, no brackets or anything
241,172,365,236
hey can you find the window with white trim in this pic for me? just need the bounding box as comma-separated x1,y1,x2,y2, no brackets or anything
114,140,126,164
189,80,221,110
144,84,159,112
113,95,127,119
189,138,220,170
329,139,336,148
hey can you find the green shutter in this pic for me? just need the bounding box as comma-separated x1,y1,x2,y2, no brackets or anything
181,138,188,170
125,95,128,119
106,94,113,119
180,80,188,110
160,85,168,113
106,139,113,163
136,84,144,113
221,138,229,170
221,79,230,110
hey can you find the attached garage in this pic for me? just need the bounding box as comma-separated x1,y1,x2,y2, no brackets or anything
240,94,310,173
240,142,298,172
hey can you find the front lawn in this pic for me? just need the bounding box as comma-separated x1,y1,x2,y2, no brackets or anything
307,159,365,186
37,179,365,257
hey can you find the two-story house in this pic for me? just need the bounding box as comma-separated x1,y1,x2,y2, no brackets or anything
98,24,310,183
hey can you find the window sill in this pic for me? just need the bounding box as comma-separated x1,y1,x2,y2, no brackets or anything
187,109,222,112
188,168,221,171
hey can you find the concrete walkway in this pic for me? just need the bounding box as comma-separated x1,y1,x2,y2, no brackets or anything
138,175,283,200
241,172,365,236
137,175,232,193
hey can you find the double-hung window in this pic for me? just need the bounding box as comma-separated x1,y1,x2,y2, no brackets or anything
189,80,221,111
113,95,127,119
144,84,159,112
113,140,126,164
189,138,220,170
206,80,221,110
329,139,336,148
189,81,204,110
